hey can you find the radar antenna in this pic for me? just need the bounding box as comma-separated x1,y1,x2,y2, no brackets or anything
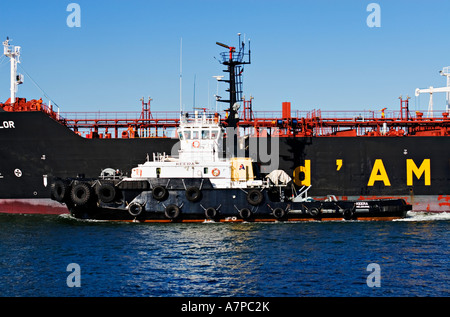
215,33,251,127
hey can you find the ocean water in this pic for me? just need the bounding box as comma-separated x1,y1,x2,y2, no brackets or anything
0,212,448,298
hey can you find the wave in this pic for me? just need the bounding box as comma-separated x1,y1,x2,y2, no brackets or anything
395,211,450,222
57,211,450,224
57,213,111,223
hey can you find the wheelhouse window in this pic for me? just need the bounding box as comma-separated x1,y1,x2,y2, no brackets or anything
202,130,210,139
211,129,219,139
156,168,161,178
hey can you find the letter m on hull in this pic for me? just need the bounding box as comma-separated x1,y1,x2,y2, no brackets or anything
407,159,431,186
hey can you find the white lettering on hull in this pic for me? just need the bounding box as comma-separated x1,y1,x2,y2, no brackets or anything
0,121,15,129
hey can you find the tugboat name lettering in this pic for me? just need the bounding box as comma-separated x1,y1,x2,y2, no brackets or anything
0,121,15,129
176,162,195,166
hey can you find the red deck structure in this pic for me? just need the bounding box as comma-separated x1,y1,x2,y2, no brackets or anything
1,96,449,139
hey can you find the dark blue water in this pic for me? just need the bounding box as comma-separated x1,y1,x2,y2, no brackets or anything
0,212,448,297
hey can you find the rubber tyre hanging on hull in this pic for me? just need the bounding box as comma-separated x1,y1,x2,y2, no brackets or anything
343,209,354,220
247,189,263,206
239,208,252,220
185,186,202,202
70,183,92,206
128,202,143,217
152,186,168,201
308,207,320,217
97,183,116,203
165,204,181,219
273,208,286,220
205,207,218,220
51,180,67,202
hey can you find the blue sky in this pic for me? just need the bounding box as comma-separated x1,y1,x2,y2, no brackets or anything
0,0,449,114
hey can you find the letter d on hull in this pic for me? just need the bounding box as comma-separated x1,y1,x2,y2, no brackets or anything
293,160,311,186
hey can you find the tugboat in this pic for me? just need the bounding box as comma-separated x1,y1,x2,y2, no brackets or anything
50,110,412,222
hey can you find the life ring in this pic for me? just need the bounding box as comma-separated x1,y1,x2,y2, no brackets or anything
212,168,220,177
247,189,263,206
205,207,218,220
51,180,67,202
185,186,202,202
192,141,200,148
70,182,92,206
273,208,286,219
128,202,143,217
152,185,168,201
239,208,252,220
97,183,116,203
165,204,181,219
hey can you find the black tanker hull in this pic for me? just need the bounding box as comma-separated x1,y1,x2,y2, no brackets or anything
0,111,449,213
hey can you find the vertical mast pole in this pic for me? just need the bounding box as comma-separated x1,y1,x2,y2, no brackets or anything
3,38,21,105
440,66,450,113
447,71,450,113
179,37,183,113
10,51,15,104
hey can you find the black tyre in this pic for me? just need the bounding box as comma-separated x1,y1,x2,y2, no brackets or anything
343,209,354,220
165,204,181,219
205,207,218,220
128,202,143,217
185,186,202,202
51,180,67,202
70,183,92,206
308,207,320,217
152,186,168,201
247,189,263,206
239,208,252,220
97,183,116,203
273,208,286,219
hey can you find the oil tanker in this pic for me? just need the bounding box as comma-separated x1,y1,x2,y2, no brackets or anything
0,36,449,215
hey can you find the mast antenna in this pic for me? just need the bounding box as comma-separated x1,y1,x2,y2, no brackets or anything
440,66,450,113
193,74,196,110
179,37,183,113
3,37,23,106
215,33,251,127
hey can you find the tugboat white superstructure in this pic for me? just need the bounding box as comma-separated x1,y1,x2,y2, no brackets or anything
130,112,262,189
51,111,412,222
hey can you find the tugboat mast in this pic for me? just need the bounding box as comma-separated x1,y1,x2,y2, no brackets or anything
216,33,251,127
2,37,23,106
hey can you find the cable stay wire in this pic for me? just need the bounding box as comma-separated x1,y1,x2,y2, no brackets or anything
18,62,60,109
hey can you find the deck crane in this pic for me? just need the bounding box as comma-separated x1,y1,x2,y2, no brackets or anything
415,66,450,117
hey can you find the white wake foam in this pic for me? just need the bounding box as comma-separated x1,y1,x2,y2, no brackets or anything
395,211,450,222
57,213,111,223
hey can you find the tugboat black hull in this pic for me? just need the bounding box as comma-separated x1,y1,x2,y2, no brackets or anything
52,177,412,222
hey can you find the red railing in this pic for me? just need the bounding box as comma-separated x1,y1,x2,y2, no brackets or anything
2,98,449,138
